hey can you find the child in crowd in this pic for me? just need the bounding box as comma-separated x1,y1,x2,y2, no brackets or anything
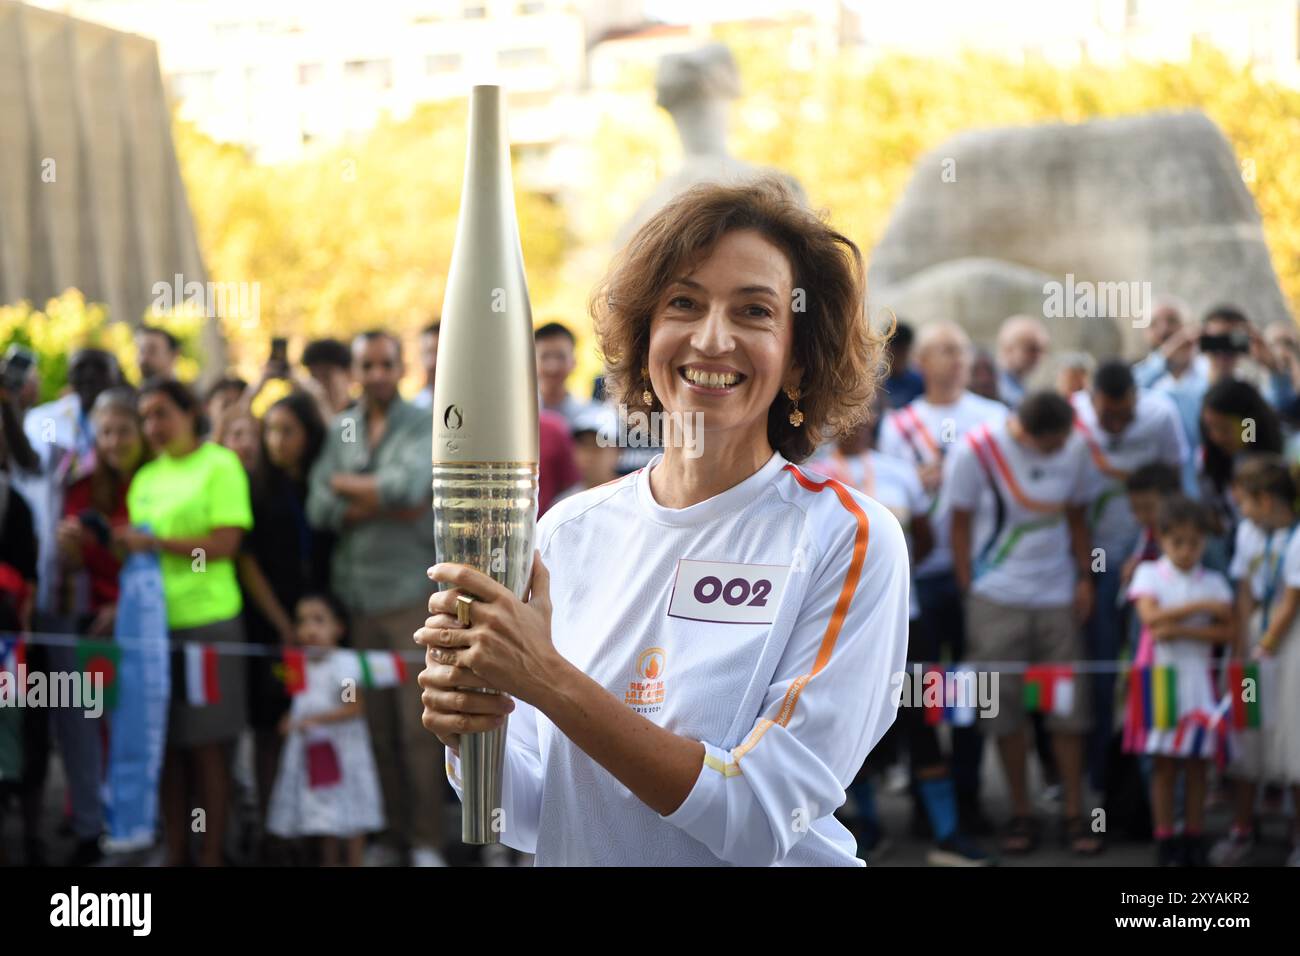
1121,463,1184,592
553,403,621,504
1124,497,1236,866
1214,455,1300,867
266,592,384,866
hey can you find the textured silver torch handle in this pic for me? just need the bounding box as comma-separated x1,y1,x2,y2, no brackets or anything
431,461,538,845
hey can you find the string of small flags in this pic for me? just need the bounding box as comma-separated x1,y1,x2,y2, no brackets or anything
1022,664,1076,717
2,632,1275,726
1,632,419,709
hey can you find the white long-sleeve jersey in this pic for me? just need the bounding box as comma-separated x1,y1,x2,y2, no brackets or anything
445,450,910,866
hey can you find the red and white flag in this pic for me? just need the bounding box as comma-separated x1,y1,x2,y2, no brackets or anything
356,650,408,688
185,644,221,706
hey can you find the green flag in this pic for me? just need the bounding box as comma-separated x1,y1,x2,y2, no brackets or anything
76,640,121,711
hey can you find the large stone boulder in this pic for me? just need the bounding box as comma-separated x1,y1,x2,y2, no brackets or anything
868,110,1291,356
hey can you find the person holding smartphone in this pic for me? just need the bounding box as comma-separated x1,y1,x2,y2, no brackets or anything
10,349,120,866
55,387,149,865
2,346,40,415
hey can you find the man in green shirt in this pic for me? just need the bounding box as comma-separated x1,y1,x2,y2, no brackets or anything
306,330,444,866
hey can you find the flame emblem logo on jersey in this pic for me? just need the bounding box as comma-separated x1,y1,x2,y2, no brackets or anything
638,648,664,680
625,647,666,714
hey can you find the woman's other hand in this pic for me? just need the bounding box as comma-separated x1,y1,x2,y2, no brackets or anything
416,636,515,754
417,551,560,703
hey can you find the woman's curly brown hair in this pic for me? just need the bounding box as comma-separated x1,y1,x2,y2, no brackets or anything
590,176,887,463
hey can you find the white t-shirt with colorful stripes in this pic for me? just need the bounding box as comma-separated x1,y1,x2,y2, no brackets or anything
1070,389,1187,557
444,450,911,866
878,392,1008,579
945,420,1093,608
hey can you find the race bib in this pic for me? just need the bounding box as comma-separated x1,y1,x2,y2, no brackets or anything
667,559,791,625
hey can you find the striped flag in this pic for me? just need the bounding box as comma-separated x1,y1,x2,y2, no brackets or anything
923,666,945,726
945,666,979,727
1023,665,1074,716
920,666,980,726
280,649,307,695
0,635,24,675
1134,665,1180,730
1023,665,1051,713
1124,660,1147,751
356,650,409,689
1226,661,1261,729
1173,694,1233,757
1054,670,1076,717
184,644,221,706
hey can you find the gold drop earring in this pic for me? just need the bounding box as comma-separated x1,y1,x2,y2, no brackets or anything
641,366,654,406
785,383,804,427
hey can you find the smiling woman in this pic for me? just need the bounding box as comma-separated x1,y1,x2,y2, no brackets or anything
597,176,881,467
416,176,910,866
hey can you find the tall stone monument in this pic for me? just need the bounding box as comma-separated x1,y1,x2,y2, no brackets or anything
0,1,212,357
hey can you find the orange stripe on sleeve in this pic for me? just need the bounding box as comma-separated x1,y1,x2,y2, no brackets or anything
732,464,871,762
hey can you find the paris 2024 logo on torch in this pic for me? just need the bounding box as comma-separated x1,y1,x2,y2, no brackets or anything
442,404,464,454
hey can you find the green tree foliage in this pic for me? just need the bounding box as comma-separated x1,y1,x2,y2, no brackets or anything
174,98,567,368
0,291,205,402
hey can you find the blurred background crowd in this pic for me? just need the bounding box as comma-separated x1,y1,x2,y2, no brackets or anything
1,298,1300,868
4,0,1300,869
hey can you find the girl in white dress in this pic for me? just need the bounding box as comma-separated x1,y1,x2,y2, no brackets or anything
1216,455,1300,868
1124,497,1235,866
267,593,384,865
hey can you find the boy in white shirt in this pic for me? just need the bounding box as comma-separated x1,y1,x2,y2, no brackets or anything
947,390,1098,856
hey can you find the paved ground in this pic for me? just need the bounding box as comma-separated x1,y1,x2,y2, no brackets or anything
2,736,1293,867
867,746,1294,867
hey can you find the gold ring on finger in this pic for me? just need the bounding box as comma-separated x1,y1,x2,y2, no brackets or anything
456,593,475,626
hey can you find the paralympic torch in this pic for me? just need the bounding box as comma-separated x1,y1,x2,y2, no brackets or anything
431,85,539,845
